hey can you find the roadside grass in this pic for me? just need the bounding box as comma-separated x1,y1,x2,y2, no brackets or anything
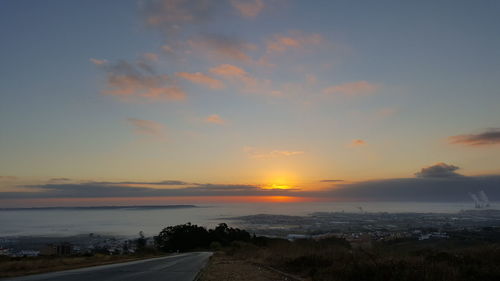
0,252,165,278
206,237,500,281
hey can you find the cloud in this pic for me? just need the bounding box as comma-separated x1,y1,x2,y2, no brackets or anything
323,81,380,96
49,178,72,182
230,0,264,18
320,179,344,183
315,163,497,202
244,146,305,159
91,180,190,186
210,64,247,77
90,58,107,65
140,0,218,31
266,32,324,53
204,114,226,124
127,118,168,140
0,176,17,181
210,64,265,91
94,59,186,101
1,182,297,199
350,139,366,147
187,34,256,62
140,0,266,31
415,162,462,178
325,175,500,202
176,72,224,89
449,129,500,146
142,53,159,62
6,174,500,202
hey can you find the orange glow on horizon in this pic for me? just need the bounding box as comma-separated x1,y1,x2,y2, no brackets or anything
0,195,327,207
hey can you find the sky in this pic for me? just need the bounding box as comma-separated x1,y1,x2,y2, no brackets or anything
1,0,500,207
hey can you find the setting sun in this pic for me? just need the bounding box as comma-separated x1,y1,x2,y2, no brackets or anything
265,184,292,190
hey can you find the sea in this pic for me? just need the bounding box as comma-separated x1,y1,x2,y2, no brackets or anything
1,201,498,237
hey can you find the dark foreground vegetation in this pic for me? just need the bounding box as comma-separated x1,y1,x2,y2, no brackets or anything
0,253,163,278
200,227,500,281
3,223,500,280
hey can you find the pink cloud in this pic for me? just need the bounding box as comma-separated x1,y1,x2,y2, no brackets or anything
143,53,159,62
209,64,248,77
449,129,500,146
230,0,264,18
209,64,277,95
105,74,185,101
323,81,380,96
95,60,186,102
127,118,168,140
266,32,324,53
141,0,216,29
187,35,256,63
350,139,367,147
176,72,224,89
90,58,107,65
209,64,258,88
204,114,226,124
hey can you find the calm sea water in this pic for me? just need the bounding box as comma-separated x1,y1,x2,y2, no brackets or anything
1,202,497,237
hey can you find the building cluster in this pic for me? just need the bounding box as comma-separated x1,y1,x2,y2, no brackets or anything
232,209,500,242
0,234,155,258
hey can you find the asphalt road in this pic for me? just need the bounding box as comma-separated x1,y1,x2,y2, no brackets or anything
2,252,212,281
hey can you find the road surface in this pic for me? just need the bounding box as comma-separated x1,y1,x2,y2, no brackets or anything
2,252,212,281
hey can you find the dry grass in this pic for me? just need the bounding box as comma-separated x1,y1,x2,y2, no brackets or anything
0,254,164,278
212,238,500,281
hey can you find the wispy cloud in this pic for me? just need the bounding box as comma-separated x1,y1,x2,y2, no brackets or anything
127,118,168,140
176,72,224,89
204,114,226,124
320,179,344,183
210,64,248,77
1,182,298,199
266,32,324,53
244,146,305,159
92,180,190,186
209,64,276,95
187,34,256,63
140,0,218,31
142,52,159,62
230,0,264,18
90,58,107,65
93,59,186,102
0,176,17,181
141,0,265,31
349,139,366,147
323,81,380,96
49,178,72,182
210,64,258,88
449,129,500,146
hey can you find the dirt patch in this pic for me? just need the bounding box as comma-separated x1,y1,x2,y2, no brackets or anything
198,252,299,281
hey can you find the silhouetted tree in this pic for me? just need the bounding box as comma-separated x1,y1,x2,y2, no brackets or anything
155,223,210,252
155,222,251,252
